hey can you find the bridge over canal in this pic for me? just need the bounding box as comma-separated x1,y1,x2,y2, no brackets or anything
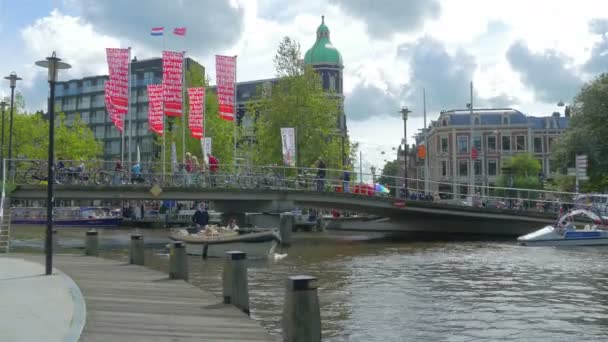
10,184,563,236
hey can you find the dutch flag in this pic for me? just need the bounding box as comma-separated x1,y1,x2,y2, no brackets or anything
150,27,164,36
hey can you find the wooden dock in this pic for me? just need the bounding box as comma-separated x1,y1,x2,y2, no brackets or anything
17,254,274,342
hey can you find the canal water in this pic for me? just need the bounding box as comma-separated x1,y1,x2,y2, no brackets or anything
11,227,608,341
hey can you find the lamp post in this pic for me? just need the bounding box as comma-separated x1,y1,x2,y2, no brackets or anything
4,71,21,177
0,101,7,177
557,100,571,117
36,52,71,276
370,165,376,185
400,106,412,196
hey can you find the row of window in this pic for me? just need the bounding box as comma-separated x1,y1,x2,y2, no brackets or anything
440,158,551,177
439,135,556,154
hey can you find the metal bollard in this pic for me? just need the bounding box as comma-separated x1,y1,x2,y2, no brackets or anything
129,234,145,265
222,251,250,315
169,241,188,280
85,230,99,256
279,212,293,246
52,229,59,252
282,275,321,342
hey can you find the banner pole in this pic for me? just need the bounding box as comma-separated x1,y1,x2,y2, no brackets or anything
162,51,166,178
127,47,132,169
233,56,238,171
182,52,186,164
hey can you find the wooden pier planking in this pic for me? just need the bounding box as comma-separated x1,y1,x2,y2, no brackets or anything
17,254,274,342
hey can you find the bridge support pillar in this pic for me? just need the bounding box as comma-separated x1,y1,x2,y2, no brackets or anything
85,230,98,256
282,275,321,342
279,213,293,246
129,234,145,265
169,241,188,281
222,251,249,315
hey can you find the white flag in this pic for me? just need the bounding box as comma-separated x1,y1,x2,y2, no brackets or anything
280,128,296,167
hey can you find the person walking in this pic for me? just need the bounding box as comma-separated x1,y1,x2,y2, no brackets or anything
315,158,326,191
342,169,350,193
208,153,219,187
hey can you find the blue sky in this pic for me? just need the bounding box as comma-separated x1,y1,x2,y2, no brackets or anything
0,0,606,170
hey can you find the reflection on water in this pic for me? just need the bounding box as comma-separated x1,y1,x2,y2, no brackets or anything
11,226,608,341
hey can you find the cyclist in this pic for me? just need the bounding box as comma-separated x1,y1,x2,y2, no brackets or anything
131,161,142,183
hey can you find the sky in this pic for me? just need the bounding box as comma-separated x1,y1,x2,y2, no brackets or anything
0,0,606,172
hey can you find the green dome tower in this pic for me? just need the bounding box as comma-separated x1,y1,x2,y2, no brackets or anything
304,16,347,167
304,15,344,95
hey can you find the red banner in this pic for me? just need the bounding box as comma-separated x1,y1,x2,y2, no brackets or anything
105,88,123,132
187,87,205,139
162,51,184,117
147,84,164,135
105,48,130,132
215,55,236,121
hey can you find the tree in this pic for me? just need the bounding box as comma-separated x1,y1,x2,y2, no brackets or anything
273,37,304,78
496,153,542,191
11,111,101,162
248,37,349,171
377,159,399,195
552,73,608,192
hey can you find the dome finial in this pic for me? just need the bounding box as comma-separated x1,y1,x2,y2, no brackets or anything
321,15,324,24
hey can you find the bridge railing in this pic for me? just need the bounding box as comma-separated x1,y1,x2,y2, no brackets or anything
5,158,594,217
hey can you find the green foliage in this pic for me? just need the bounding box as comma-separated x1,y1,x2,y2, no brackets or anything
552,73,608,192
156,63,234,168
248,66,343,168
248,37,348,170
377,159,399,195
496,153,542,190
10,111,101,161
274,36,304,77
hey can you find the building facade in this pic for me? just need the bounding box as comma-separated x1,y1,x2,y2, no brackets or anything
411,108,569,197
54,57,204,163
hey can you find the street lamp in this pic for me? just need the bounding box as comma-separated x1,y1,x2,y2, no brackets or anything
557,100,571,117
0,101,7,177
36,51,71,276
4,71,21,177
400,106,412,196
370,165,376,185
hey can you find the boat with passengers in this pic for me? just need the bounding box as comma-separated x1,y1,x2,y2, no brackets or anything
11,207,122,227
518,208,608,246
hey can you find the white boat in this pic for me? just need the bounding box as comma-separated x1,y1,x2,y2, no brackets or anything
169,227,280,258
518,209,608,246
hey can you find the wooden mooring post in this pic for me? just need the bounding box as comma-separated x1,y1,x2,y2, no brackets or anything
169,241,188,280
129,234,144,265
222,251,250,315
282,275,321,342
85,230,98,256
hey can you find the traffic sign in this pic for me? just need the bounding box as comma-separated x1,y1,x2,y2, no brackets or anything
567,168,577,176
576,155,588,168
578,176,590,181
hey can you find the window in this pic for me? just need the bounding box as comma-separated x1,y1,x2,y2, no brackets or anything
548,136,555,151
516,136,526,151
442,119,447,126
441,137,448,153
441,160,448,177
474,160,482,176
458,160,468,176
487,135,496,151
503,116,509,125
474,117,480,125
502,136,511,151
534,137,543,153
487,160,497,176
457,136,468,154
473,136,481,151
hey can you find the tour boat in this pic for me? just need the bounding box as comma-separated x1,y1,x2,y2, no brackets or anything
11,207,123,227
169,226,281,258
518,209,608,246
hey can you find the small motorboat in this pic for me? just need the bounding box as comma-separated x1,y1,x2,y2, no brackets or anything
168,226,281,258
518,209,608,246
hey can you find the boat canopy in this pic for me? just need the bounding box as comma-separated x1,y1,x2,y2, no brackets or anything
558,209,604,227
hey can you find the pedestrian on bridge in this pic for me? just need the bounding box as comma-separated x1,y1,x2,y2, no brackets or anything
342,169,350,193
315,158,326,191
208,153,218,187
